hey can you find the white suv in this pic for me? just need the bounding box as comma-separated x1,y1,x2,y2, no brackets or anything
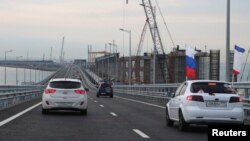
42,78,88,115
166,80,244,131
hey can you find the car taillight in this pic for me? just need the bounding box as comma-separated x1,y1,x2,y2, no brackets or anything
74,89,86,95
229,96,242,103
186,95,204,102
44,89,56,94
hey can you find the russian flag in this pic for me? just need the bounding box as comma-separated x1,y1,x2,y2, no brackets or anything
233,45,245,75
186,46,197,79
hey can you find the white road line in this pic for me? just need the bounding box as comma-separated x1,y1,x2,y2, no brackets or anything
110,112,117,117
115,96,165,109
0,102,42,127
133,129,150,139
94,100,98,103
100,105,104,107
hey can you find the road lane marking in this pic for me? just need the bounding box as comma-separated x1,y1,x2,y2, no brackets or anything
94,100,98,103
110,112,117,117
115,96,165,109
0,102,42,127
133,129,150,139
100,105,104,107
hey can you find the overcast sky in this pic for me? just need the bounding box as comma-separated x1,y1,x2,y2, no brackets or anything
0,0,249,62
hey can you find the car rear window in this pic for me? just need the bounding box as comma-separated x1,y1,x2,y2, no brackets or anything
190,82,236,94
100,83,111,88
49,81,81,89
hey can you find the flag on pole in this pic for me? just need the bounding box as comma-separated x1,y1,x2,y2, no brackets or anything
233,45,245,75
186,45,197,79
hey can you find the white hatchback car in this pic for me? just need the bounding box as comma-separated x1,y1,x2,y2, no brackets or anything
42,78,88,115
166,80,244,131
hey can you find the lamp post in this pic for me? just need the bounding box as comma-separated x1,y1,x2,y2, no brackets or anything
16,56,22,85
225,0,230,82
120,28,131,85
4,50,13,85
108,42,112,80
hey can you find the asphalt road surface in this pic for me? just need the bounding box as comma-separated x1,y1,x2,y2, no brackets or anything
0,91,207,141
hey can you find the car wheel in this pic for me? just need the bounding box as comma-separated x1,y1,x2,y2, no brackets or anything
80,109,87,115
96,93,100,97
110,93,113,98
42,109,49,114
178,110,189,131
166,107,174,127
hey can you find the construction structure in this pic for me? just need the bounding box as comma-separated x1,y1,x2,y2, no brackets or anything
118,54,152,84
93,0,225,84
73,59,87,68
229,50,237,82
95,53,120,81
209,50,220,80
94,43,224,84
166,47,221,83
140,0,171,84
87,45,109,71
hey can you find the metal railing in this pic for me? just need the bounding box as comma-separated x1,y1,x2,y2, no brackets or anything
0,85,44,94
113,83,250,118
0,85,45,110
0,66,63,110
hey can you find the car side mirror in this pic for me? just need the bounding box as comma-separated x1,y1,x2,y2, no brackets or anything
85,88,89,92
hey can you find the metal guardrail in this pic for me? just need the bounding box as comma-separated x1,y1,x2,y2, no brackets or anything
80,68,250,120
0,86,45,110
113,84,250,118
0,85,44,94
0,90,43,110
0,85,44,110
0,65,78,110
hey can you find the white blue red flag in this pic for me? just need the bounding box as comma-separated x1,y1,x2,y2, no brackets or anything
233,45,245,75
186,45,197,79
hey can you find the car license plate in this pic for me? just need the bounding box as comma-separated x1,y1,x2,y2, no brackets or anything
101,93,106,95
206,101,227,107
58,103,71,107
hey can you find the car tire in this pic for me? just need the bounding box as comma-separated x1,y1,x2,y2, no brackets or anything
166,107,174,127
80,109,87,115
42,109,49,114
110,93,113,98
178,110,189,131
96,93,100,97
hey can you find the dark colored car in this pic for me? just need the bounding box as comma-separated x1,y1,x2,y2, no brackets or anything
96,83,113,98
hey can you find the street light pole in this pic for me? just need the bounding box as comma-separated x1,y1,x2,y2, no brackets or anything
16,56,22,85
120,28,131,85
108,43,112,80
4,50,13,85
226,0,230,82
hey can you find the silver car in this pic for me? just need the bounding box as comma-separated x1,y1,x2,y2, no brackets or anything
42,78,88,115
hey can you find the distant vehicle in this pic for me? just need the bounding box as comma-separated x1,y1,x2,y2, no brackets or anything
96,82,113,98
42,78,89,115
166,80,244,131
